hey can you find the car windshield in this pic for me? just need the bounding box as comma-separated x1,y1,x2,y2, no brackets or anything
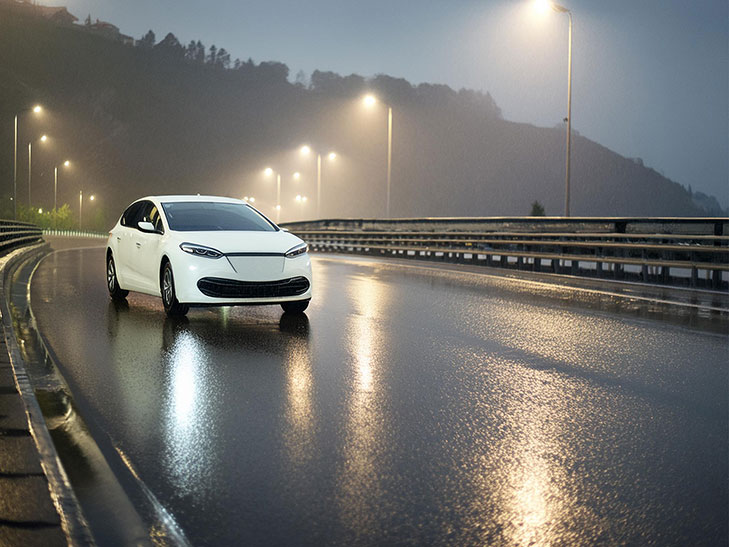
161,202,277,232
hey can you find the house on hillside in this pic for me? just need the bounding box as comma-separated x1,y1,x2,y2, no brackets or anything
85,18,135,45
36,5,77,25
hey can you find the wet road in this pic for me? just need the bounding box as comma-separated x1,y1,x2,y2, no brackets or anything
31,247,728,546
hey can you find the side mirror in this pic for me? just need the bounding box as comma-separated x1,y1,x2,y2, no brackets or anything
137,221,159,234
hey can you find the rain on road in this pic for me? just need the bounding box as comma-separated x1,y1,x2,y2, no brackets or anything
30,247,728,546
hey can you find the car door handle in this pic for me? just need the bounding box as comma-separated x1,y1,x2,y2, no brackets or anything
136,242,141,248
116,237,121,241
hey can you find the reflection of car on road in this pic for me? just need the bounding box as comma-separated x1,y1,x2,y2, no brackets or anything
106,195,312,316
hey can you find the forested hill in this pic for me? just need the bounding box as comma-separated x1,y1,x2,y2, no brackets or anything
0,6,720,223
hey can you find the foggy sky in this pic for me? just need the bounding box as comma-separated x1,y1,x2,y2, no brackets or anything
47,0,728,206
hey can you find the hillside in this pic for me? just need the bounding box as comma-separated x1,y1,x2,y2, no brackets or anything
0,6,719,225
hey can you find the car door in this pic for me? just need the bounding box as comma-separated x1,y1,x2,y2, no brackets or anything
115,201,145,289
130,201,165,294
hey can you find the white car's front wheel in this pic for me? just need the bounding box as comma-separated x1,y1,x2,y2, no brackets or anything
161,261,189,317
106,253,129,300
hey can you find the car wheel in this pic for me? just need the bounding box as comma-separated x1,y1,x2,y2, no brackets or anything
281,299,309,314
161,261,189,317
107,253,129,300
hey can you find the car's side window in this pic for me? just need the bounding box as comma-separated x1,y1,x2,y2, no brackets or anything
138,202,164,234
121,202,144,227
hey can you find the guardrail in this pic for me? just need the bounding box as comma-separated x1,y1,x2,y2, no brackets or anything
281,217,729,291
0,219,43,255
43,229,108,239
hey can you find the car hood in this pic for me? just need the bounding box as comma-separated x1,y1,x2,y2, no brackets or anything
169,230,305,254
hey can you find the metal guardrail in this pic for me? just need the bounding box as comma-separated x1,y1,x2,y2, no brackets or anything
282,217,729,291
43,229,108,239
0,220,43,255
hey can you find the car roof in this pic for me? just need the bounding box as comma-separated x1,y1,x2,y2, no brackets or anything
138,195,245,204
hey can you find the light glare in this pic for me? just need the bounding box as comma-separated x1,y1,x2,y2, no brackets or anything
533,0,552,14
363,94,377,107
264,167,273,177
300,145,311,156
33,105,42,113
328,152,337,160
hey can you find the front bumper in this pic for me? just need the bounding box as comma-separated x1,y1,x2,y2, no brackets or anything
171,250,312,305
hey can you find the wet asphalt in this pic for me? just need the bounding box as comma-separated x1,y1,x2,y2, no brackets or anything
30,247,728,546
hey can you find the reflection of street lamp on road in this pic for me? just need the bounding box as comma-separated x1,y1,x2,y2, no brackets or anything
362,94,393,217
13,105,42,219
299,145,336,218
28,134,48,208
533,0,573,216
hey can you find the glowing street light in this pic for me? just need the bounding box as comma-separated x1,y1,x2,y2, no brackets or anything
363,94,377,108
362,93,393,217
298,144,337,218
53,160,71,229
293,172,301,181
79,191,97,231
264,167,283,223
28,134,49,208
13,105,43,218
532,0,573,216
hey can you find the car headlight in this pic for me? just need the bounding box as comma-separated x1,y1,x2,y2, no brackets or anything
285,243,308,258
179,242,223,259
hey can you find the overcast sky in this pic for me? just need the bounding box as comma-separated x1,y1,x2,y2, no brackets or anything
49,0,728,206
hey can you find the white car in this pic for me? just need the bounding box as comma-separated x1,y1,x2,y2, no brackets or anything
105,195,312,316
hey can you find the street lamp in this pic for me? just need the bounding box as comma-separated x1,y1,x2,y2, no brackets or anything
299,144,337,218
13,105,42,219
533,0,573,216
263,167,283,223
28,134,49,208
79,191,96,231
362,94,393,217
295,194,308,220
53,160,71,229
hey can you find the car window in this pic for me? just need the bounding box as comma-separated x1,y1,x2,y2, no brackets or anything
140,202,164,233
161,202,277,232
121,201,145,227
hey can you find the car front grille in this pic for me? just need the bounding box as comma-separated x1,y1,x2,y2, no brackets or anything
197,276,310,299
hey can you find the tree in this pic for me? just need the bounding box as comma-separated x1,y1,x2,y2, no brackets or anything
155,32,184,58
216,47,231,69
139,30,156,48
530,201,545,216
207,44,217,65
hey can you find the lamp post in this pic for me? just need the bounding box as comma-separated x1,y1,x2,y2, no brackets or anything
263,167,283,223
28,134,48,208
53,160,70,229
534,0,573,216
13,105,42,219
299,145,336,218
79,192,95,231
295,194,308,220
362,95,393,217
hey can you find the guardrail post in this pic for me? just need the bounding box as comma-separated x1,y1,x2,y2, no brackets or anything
713,221,723,289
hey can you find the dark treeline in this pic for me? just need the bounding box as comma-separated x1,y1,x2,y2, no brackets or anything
0,6,719,226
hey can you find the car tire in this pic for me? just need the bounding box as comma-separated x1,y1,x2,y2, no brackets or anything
161,261,189,317
106,253,129,300
281,299,309,314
